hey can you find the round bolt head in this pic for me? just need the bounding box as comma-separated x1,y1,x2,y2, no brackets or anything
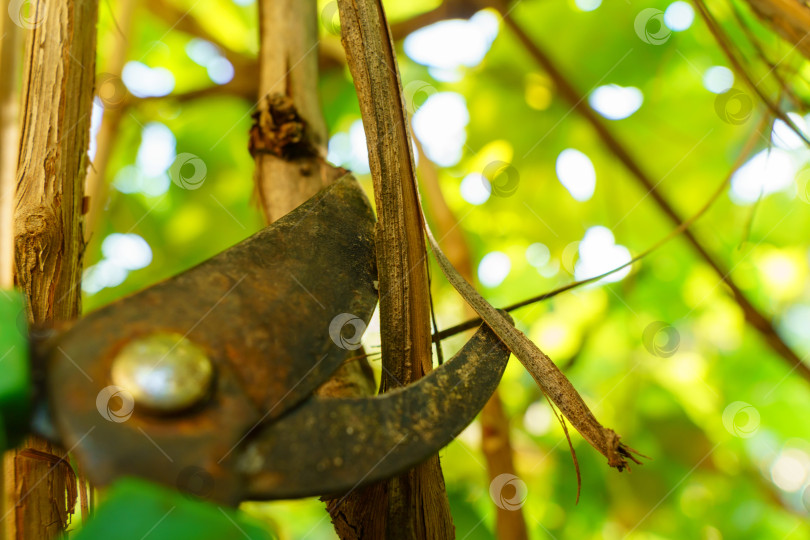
111,333,213,412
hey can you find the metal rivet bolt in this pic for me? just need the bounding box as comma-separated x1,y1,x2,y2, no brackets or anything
111,332,213,412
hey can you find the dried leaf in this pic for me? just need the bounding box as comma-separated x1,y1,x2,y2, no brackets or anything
424,224,644,471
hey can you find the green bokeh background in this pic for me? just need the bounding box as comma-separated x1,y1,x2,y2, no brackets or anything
85,0,810,537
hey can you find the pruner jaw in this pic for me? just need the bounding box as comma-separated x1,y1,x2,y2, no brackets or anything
235,321,511,500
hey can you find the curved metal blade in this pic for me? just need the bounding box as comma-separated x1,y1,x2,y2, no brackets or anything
44,176,378,503
237,323,510,500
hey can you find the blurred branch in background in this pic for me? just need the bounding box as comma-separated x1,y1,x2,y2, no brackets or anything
388,0,480,39
143,0,255,76
0,1,21,290
85,0,138,243
727,0,808,114
742,0,810,61
417,141,529,540
132,0,480,106
500,11,810,386
4,0,99,537
692,0,810,145
434,116,766,343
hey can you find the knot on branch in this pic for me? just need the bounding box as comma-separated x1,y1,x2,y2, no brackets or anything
249,94,317,160
14,209,59,270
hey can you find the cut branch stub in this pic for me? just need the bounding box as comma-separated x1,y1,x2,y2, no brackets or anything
250,94,318,160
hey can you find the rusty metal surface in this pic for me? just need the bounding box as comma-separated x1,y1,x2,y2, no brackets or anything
44,176,377,504
238,323,511,500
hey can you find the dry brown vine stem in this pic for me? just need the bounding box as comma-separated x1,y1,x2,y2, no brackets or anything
251,0,378,396
501,12,810,385
337,0,454,537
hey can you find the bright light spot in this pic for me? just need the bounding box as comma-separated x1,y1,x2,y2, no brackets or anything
326,120,370,174
122,61,175,98
526,243,550,267
772,112,808,150
664,1,694,31
113,166,141,194
116,122,175,198
186,39,220,67
589,84,643,120
535,321,576,357
327,133,351,167
524,401,553,435
403,10,499,70
89,98,104,161
458,421,482,448
460,173,490,205
525,73,553,110
102,233,153,270
113,166,170,197
781,304,810,344
84,233,153,295
207,57,234,85
756,248,805,300
762,253,797,283
575,0,602,12
730,149,796,204
348,120,370,173
703,66,734,94
668,352,705,383
538,259,560,278
137,123,176,177
574,226,632,283
771,450,808,492
413,92,469,167
186,39,235,85
145,175,170,197
478,251,511,287
428,67,463,83
556,148,596,202
82,260,128,294
358,305,381,354
232,0,254,5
